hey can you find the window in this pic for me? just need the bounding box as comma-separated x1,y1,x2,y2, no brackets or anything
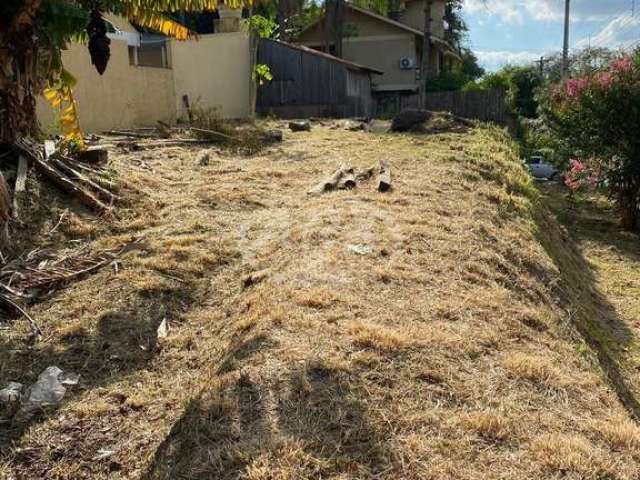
129,38,170,68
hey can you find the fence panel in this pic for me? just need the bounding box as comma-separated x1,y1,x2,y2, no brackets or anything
423,88,509,124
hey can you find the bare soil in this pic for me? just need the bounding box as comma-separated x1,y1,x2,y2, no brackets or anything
1,125,639,479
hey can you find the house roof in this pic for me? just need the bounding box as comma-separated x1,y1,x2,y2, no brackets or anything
265,39,384,75
299,4,462,61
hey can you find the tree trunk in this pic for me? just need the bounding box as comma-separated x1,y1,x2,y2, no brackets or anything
619,188,639,231
419,0,433,108
0,1,45,145
324,0,344,57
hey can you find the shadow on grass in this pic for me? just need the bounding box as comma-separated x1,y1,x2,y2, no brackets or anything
0,285,195,452
143,357,389,479
535,183,640,419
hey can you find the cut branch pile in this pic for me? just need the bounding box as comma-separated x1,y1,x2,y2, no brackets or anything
13,137,118,213
0,239,142,338
103,123,283,155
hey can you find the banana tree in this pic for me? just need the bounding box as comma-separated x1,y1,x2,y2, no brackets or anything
0,0,247,145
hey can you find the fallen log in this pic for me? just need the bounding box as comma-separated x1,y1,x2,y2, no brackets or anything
308,165,351,195
355,166,376,182
338,171,357,190
378,161,392,192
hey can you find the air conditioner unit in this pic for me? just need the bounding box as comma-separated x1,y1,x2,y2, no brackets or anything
399,57,415,70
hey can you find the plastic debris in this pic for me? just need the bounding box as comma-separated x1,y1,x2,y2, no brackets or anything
0,382,23,404
0,366,79,420
347,244,373,255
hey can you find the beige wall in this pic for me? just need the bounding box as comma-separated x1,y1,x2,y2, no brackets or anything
170,32,253,120
344,37,416,89
37,21,254,134
37,39,176,133
299,9,418,90
402,0,446,39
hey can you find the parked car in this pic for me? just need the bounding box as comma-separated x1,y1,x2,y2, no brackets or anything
526,155,559,180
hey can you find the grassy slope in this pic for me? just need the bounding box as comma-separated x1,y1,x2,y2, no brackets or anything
1,125,639,479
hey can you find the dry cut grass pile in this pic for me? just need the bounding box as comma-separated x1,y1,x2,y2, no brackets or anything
1,123,639,479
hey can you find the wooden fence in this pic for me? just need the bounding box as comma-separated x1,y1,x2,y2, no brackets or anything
375,88,511,124
423,88,510,124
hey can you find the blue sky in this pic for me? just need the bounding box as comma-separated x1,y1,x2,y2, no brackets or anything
462,0,640,71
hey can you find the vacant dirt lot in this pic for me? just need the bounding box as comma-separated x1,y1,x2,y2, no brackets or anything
1,125,639,479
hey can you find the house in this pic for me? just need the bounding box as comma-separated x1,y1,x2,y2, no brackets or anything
297,0,461,97
256,39,382,118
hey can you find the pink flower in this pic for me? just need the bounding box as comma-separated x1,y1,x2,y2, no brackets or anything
565,177,580,190
570,159,585,173
611,56,633,74
565,77,589,99
595,71,614,90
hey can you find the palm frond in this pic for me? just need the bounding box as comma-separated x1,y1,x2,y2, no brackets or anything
124,7,194,39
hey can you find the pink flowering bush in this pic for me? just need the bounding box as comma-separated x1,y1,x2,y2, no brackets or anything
542,54,640,230
564,159,601,191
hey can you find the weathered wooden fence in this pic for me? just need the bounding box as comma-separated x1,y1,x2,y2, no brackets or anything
423,88,509,124
375,88,510,124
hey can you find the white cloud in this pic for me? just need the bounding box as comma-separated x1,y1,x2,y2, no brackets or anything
475,50,543,71
575,13,640,49
465,0,632,24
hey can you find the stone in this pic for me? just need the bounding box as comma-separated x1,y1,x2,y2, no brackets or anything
289,120,311,132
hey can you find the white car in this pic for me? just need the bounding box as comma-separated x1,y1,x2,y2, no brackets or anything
526,156,559,180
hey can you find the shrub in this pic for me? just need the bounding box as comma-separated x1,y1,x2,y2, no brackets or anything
541,54,640,231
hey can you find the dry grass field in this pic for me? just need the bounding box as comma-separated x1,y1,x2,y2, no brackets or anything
1,123,639,479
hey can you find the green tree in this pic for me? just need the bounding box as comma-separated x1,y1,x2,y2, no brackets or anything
0,0,248,145
466,65,543,118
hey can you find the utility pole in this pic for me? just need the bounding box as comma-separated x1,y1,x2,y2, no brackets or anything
419,0,433,108
562,0,570,77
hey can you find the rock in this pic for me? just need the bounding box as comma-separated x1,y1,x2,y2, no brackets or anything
197,151,211,166
391,109,434,132
289,120,311,132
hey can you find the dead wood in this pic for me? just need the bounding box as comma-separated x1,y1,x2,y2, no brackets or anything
378,160,392,192
14,138,109,212
356,166,376,182
338,171,357,190
51,158,119,204
308,165,353,195
189,127,241,143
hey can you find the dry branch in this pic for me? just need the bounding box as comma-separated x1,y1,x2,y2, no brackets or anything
14,138,115,212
